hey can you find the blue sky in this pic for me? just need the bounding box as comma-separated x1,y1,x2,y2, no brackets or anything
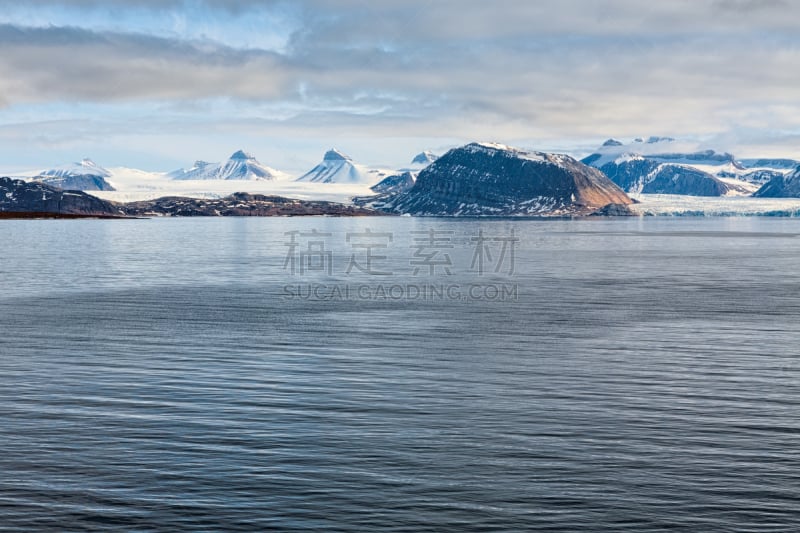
2,0,800,172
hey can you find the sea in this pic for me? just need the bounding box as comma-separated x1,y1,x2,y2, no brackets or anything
0,217,798,531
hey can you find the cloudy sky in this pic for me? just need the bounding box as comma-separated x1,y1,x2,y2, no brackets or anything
1,0,800,172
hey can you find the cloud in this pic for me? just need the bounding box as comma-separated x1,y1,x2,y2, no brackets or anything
0,25,293,104
2,0,800,162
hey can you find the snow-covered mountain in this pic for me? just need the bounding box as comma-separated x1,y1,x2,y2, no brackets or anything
34,158,116,191
40,158,112,179
583,137,800,193
582,138,759,196
753,166,800,197
296,149,388,185
169,150,286,181
366,142,632,216
410,151,438,166
583,138,739,169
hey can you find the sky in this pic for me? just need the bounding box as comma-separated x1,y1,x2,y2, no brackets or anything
2,0,800,173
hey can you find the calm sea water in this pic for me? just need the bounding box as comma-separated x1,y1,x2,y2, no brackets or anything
1,217,799,531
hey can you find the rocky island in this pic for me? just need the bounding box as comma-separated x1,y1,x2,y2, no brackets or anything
362,142,632,216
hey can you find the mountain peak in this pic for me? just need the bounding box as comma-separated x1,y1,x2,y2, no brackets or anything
40,158,111,179
411,151,438,165
602,139,623,147
230,150,255,160
297,149,387,184
323,149,351,162
170,151,282,181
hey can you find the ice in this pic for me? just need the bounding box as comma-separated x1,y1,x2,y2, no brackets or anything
632,194,800,216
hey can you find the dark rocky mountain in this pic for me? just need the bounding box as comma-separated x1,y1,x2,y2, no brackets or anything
580,137,762,194
584,153,745,197
591,157,661,192
752,167,800,198
642,164,736,196
371,172,416,194
598,157,743,196
367,142,632,216
33,174,116,192
122,193,384,217
0,177,124,217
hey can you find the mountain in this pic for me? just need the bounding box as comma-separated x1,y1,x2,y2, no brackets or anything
367,142,632,216
167,160,212,179
0,177,124,217
296,149,387,184
40,158,112,179
33,174,117,192
370,172,416,195
36,158,116,191
582,138,755,196
411,151,438,166
588,154,748,196
740,169,787,185
170,150,284,180
752,166,800,197
583,137,740,166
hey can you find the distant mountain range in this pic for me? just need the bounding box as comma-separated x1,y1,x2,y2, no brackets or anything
169,150,286,181
579,137,800,197
6,140,800,219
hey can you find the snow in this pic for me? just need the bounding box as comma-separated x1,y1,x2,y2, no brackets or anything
466,142,548,162
587,137,709,168
1,158,114,179
410,151,438,166
94,167,372,204
296,149,390,185
169,150,289,181
613,153,645,165
716,176,760,195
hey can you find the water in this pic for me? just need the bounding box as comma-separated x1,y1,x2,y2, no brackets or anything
1,217,799,531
